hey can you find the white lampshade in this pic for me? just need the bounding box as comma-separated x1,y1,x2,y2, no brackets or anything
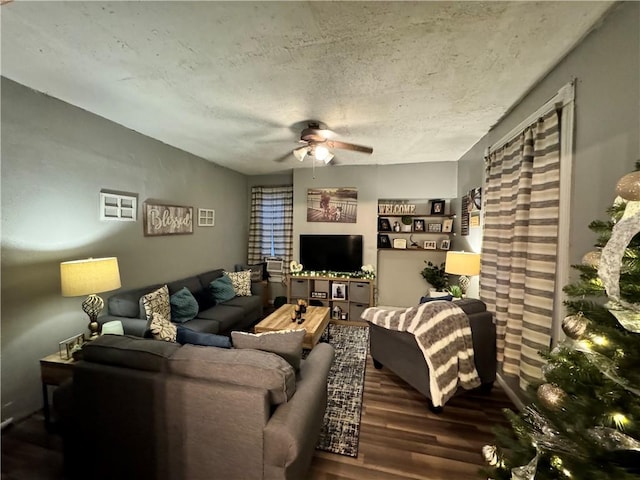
293,146,308,162
60,257,121,297
445,251,481,276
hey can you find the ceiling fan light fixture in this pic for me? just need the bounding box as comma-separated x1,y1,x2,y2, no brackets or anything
314,145,330,162
323,152,334,164
293,146,308,162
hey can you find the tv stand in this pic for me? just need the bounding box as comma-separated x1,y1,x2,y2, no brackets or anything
287,274,374,322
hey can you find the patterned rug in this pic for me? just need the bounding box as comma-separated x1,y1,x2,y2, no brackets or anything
315,323,369,457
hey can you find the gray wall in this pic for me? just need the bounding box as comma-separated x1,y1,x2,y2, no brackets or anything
457,1,639,292
293,162,458,306
1,78,249,422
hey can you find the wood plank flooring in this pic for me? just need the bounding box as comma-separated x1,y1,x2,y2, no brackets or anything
1,355,513,480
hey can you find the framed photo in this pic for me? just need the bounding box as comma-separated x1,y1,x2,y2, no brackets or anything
427,223,442,233
424,240,437,250
377,234,391,248
143,203,193,236
307,187,357,223
378,217,392,231
413,219,425,232
332,283,348,300
442,219,453,233
440,239,451,250
430,200,445,215
198,208,215,227
393,238,407,249
59,333,86,360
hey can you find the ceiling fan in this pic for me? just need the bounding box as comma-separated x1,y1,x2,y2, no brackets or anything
292,122,373,164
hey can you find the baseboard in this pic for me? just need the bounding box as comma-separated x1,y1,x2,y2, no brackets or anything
496,373,526,410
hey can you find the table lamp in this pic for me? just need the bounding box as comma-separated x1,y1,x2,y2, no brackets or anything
444,251,481,296
60,257,121,338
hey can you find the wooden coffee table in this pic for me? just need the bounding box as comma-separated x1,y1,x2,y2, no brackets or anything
254,304,330,350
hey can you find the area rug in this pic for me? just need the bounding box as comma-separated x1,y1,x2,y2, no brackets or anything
315,323,369,458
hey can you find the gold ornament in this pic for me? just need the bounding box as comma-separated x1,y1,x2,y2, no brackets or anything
537,383,567,410
562,313,588,339
482,444,503,467
615,171,640,201
581,250,601,268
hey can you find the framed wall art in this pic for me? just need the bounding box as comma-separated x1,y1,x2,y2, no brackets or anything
424,240,437,250
430,199,445,215
198,208,215,227
427,223,442,233
440,239,450,250
413,219,425,232
442,219,453,233
143,203,193,236
307,187,358,223
331,283,348,300
393,238,407,249
377,234,391,248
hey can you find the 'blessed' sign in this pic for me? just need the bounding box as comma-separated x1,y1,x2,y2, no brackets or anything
143,203,193,236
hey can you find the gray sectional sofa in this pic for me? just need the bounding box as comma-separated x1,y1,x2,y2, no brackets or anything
98,268,265,337
54,334,335,480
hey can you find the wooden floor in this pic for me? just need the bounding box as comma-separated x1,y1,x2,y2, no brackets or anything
1,355,513,480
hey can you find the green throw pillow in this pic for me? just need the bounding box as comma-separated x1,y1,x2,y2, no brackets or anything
170,287,199,323
210,276,236,303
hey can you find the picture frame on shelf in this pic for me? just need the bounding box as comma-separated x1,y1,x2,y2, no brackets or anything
442,218,453,233
413,219,425,232
378,217,392,231
393,238,407,249
331,283,348,300
430,199,446,215
424,240,437,250
427,222,442,233
440,239,451,250
377,234,391,248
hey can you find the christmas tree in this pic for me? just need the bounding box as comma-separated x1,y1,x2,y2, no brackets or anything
482,167,640,480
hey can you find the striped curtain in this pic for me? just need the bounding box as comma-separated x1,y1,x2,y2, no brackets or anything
247,186,293,265
480,110,560,390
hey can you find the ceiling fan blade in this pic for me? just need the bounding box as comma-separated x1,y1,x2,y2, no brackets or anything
273,151,293,163
326,140,373,154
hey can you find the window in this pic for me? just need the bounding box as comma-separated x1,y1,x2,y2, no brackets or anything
247,186,293,265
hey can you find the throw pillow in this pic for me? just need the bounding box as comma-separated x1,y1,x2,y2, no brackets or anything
225,271,252,297
170,287,199,323
209,275,236,303
176,326,231,348
142,285,171,321
149,312,177,342
243,263,267,282
419,294,454,304
231,329,306,371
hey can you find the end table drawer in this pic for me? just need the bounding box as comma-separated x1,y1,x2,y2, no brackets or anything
350,282,371,304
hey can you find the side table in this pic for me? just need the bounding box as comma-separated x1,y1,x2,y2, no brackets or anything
40,352,76,430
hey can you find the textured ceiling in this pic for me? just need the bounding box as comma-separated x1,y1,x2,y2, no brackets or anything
2,1,613,175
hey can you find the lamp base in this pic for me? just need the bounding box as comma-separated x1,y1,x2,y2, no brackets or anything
82,294,104,338
458,275,471,295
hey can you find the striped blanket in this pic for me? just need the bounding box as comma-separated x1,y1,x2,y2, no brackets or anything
362,301,480,407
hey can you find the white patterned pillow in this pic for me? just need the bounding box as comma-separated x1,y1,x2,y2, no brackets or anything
149,312,177,342
142,285,171,321
225,271,251,297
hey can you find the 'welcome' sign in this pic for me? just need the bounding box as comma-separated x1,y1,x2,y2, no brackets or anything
143,203,193,236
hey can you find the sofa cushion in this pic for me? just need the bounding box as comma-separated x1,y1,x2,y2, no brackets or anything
169,344,296,405
236,262,267,282
82,334,180,372
225,271,252,296
192,289,216,312
149,312,177,342
170,287,199,323
196,305,244,332
166,276,202,296
231,329,305,371
197,269,224,289
210,276,236,303
107,284,162,318
142,285,171,321
178,318,221,334
176,326,231,348
222,294,262,316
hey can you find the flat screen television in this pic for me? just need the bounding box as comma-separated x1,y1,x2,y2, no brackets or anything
299,234,363,272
